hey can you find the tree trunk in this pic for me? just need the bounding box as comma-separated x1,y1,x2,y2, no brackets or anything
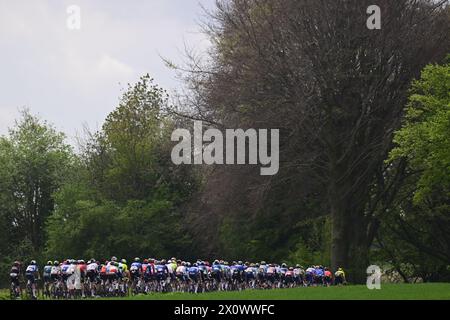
330,188,349,273
330,185,370,284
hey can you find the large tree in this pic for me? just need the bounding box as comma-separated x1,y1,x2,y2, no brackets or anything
177,0,449,282
375,57,450,282
0,110,73,253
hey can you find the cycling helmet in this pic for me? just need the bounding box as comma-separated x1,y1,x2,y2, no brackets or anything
47,261,52,265
79,260,85,264
134,257,140,262
111,256,117,262
121,259,127,264
282,263,287,267
295,264,300,268
238,261,243,265
30,260,36,265
261,261,266,265
14,261,20,266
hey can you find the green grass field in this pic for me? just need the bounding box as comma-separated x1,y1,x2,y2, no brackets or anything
1,283,450,300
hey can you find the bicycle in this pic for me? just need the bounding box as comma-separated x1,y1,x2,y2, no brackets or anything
10,279,21,300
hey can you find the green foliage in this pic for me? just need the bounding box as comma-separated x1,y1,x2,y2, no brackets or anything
377,58,450,282
0,110,73,286
45,75,198,263
389,60,450,203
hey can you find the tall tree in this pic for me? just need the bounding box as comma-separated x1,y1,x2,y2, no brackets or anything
0,110,73,253
375,57,450,282
178,0,449,282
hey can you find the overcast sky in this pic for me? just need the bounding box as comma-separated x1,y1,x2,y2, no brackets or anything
0,0,215,142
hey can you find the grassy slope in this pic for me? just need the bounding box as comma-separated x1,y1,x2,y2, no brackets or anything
1,283,450,300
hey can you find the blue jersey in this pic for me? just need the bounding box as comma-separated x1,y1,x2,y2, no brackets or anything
188,267,199,275
155,264,167,274
315,268,324,277
43,265,52,276
212,264,222,272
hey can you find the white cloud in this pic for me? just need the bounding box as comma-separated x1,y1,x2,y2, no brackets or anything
0,0,215,139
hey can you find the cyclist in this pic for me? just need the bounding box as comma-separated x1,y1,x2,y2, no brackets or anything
279,263,288,284
43,261,53,296
188,262,201,293
315,265,324,286
324,267,333,286
86,259,99,297
130,257,142,283
244,263,257,287
305,265,315,286
51,260,61,281
334,267,346,285
155,260,169,283
285,267,295,287
25,260,40,299
211,260,222,284
10,261,22,299
293,264,304,286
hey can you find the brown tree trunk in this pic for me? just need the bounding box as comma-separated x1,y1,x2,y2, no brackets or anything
330,186,349,274
330,182,370,284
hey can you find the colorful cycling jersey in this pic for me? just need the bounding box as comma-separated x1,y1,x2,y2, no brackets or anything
221,265,231,276
230,265,241,274
335,270,345,278
315,268,324,277
306,267,315,274
176,266,186,275
280,267,288,275
285,270,294,277
118,263,128,273
51,266,61,275
106,264,118,274
188,266,199,275
212,264,222,272
43,265,52,276
25,265,38,274
130,262,142,274
155,264,167,274
61,264,70,274
10,266,20,277
324,270,332,278
87,263,98,272
198,265,207,274
266,266,276,275
245,267,256,274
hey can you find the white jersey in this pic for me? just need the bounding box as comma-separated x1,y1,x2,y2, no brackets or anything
51,266,61,275
87,263,98,272
176,266,186,275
